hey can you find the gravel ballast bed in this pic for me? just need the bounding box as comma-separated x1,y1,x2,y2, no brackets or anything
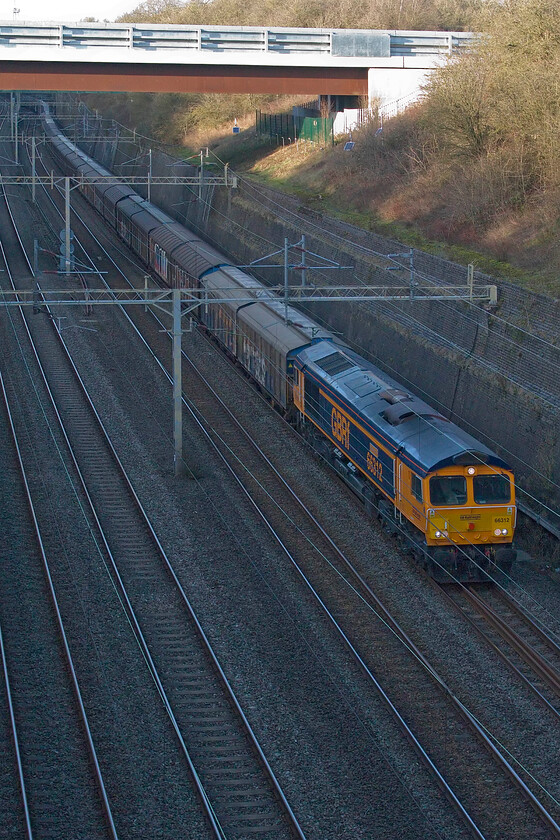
15,165,560,838
0,232,210,837
61,275,559,838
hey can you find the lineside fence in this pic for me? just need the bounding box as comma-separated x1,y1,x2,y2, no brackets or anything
255,110,334,147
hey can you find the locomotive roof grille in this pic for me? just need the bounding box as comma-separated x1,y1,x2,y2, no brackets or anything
346,374,382,397
315,351,354,376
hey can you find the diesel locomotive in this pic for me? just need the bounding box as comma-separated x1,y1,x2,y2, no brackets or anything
40,105,517,581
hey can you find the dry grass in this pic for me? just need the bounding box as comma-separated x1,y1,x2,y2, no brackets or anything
186,108,560,298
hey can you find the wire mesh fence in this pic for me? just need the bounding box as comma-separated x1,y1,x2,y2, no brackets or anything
255,110,333,146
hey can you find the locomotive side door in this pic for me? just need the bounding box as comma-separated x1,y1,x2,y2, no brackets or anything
397,462,404,516
293,367,304,413
398,463,425,528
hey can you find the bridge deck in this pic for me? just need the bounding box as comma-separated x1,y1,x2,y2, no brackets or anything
0,22,472,94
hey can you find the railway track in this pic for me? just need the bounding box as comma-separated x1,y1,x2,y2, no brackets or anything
15,120,560,838
0,173,119,839
0,171,306,839
0,192,119,839
151,317,560,840
34,167,558,836
0,370,117,840
440,583,560,715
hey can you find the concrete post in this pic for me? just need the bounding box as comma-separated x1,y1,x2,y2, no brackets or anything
31,136,36,203
172,288,184,476
198,149,204,201
14,105,18,165
284,237,289,324
65,177,71,275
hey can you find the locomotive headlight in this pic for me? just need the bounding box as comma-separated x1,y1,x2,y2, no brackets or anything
467,467,476,475
435,531,443,538
501,528,508,535
494,528,502,536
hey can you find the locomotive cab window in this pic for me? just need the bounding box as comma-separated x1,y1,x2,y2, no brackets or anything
473,474,511,504
411,473,423,502
429,476,467,506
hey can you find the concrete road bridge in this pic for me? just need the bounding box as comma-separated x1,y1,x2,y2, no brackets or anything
0,22,472,106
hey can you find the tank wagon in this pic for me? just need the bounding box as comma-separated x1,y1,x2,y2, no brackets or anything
41,105,517,581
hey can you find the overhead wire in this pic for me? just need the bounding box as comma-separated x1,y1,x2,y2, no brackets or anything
236,175,560,412
32,107,560,644
194,164,560,386
42,104,560,525
36,128,560,812
128,166,560,522
26,138,462,834
61,98,560,362
71,102,560,382
177,187,560,510
234,169,560,355
173,170,560,511
234,173,560,409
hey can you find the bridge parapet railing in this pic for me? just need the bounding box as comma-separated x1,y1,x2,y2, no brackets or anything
389,30,472,56
0,22,473,57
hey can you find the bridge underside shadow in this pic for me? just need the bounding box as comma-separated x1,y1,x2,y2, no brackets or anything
0,61,369,95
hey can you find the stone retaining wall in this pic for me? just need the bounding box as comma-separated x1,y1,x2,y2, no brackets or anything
76,123,560,530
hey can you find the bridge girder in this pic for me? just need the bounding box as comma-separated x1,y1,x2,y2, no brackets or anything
0,61,369,95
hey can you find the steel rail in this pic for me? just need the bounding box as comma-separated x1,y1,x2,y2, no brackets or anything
0,608,33,840
31,131,489,839
123,279,560,837
17,295,228,840
51,196,492,839
0,174,225,840
437,583,560,720
48,314,308,840
104,224,560,833
12,155,307,840
168,322,560,840
0,194,121,840
31,130,560,838
466,587,560,696
463,586,560,696
0,374,119,840
129,321,490,840
496,588,560,650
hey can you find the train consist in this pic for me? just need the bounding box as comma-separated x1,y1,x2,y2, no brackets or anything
41,106,517,581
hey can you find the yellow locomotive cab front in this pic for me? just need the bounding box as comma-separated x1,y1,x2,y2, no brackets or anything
425,466,516,548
